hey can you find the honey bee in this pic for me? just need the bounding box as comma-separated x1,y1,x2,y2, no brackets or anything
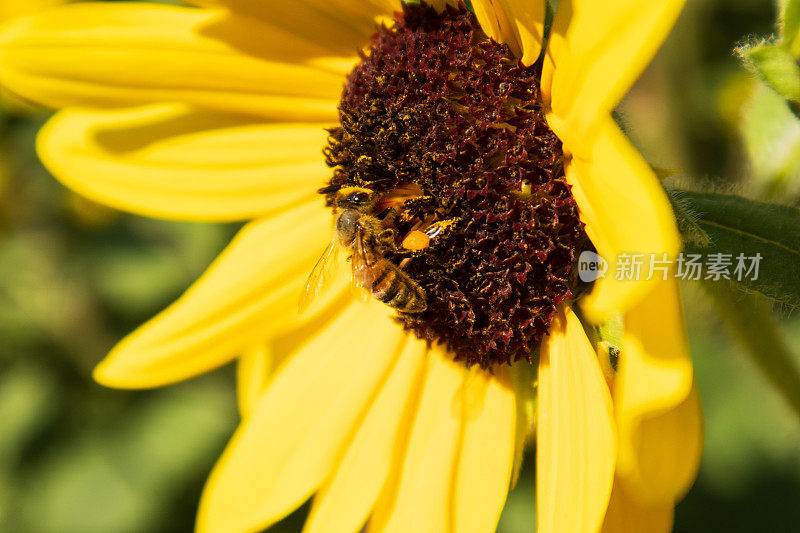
299,186,427,313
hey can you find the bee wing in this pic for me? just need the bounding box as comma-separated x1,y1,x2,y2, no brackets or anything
374,183,424,213
350,225,374,304
298,240,339,313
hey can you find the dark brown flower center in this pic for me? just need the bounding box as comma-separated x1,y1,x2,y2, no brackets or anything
321,3,587,367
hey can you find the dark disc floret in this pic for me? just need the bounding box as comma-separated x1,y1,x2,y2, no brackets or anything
322,3,588,368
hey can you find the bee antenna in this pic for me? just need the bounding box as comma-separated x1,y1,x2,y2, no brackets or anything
317,184,340,195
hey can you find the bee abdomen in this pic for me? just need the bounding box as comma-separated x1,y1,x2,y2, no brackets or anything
372,263,427,313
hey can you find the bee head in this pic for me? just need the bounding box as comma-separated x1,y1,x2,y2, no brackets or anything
336,187,375,211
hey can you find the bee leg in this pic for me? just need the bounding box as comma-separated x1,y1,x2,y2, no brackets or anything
377,228,399,251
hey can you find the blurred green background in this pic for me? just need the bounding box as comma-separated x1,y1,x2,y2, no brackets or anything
1,0,800,532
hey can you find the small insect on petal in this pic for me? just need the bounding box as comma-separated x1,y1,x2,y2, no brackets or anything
597,340,620,387
402,230,431,251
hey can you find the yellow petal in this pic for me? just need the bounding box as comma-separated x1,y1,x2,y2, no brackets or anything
470,0,501,42
369,346,464,533
615,277,700,504
38,105,331,221
537,306,616,533
471,0,520,58
618,276,693,426
0,0,62,23
0,3,346,120
93,200,350,389
190,0,398,54
425,0,446,12
567,118,681,322
601,478,673,533
197,302,406,533
236,343,272,420
304,336,427,533
615,277,697,504
619,383,702,506
472,0,545,65
425,0,461,14
453,367,517,533
542,0,685,147
365,0,403,16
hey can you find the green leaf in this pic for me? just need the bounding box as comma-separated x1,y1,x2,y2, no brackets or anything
741,81,800,192
13,379,236,533
783,0,800,56
669,190,800,309
596,314,623,348
747,43,800,103
703,279,800,422
497,455,537,533
0,363,56,467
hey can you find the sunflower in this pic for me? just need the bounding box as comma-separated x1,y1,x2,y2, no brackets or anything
0,1,702,532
